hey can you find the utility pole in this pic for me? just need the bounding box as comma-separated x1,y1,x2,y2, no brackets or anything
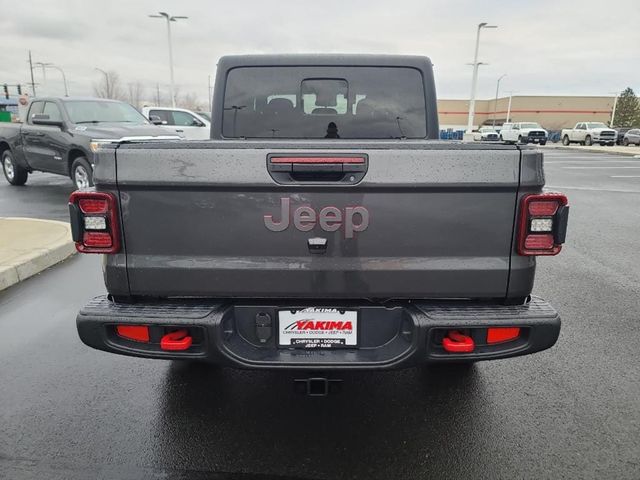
208,75,212,108
156,83,161,106
506,92,513,123
149,12,188,108
28,50,36,96
492,74,506,128
466,22,497,135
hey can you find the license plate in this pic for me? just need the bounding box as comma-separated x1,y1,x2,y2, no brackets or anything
278,308,358,349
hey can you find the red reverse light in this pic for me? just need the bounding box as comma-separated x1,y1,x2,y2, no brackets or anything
487,327,520,344
116,325,150,343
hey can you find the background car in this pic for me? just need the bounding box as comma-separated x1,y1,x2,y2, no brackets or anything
473,126,500,141
500,122,548,145
615,127,633,145
622,129,640,146
141,106,211,140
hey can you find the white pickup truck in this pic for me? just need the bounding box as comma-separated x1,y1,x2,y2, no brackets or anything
561,122,617,146
141,106,211,140
500,122,548,145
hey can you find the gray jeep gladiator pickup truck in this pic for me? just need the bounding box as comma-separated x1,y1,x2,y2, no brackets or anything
0,97,174,189
71,54,569,376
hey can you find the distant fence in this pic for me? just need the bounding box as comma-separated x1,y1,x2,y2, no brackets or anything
439,129,465,140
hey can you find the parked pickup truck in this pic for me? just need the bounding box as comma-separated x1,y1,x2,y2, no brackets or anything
71,55,569,383
141,106,211,140
561,122,617,146
0,97,177,189
500,122,548,145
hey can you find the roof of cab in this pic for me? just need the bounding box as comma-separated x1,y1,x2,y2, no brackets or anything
217,54,433,70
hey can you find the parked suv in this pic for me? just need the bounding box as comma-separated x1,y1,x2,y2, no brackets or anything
622,128,640,146
500,122,548,145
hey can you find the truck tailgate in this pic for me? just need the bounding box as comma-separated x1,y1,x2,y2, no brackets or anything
114,142,520,300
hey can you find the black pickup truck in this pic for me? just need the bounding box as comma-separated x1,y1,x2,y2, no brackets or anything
71,55,569,385
0,97,175,189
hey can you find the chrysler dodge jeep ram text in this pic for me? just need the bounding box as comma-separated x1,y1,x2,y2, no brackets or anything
71,55,569,375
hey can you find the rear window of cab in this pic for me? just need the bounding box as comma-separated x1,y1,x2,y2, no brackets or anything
222,66,427,139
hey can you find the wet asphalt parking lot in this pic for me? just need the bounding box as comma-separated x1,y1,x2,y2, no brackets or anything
0,148,639,479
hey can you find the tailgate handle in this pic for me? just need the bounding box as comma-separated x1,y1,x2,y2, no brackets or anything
267,154,368,184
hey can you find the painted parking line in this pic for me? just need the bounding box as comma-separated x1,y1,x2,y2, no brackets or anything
546,160,640,164
547,185,640,193
610,176,640,178
561,166,640,169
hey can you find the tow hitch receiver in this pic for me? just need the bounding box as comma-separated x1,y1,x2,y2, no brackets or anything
160,329,193,351
442,330,475,353
294,377,343,396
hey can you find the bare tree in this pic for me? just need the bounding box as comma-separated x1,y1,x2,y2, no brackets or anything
177,92,205,111
127,82,145,109
93,70,125,100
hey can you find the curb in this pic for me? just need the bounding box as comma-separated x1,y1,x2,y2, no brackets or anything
0,218,76,291
543,144,640,157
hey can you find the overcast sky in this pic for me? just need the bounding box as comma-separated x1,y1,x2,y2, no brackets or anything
1,0,638,105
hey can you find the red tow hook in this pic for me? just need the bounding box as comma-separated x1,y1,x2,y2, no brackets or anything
442,330,475,353
160,329,193,351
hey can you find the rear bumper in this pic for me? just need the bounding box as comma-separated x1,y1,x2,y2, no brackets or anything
76,296,560,370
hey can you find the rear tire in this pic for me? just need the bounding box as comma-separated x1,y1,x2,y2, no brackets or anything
562,135,570,146
623,138,630,146
585,135,592,146
2,150,28,186
71,157,93,190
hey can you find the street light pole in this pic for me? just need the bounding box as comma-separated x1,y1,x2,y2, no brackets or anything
149,12,188,108
28,50,37,96
609,92,619,127
492,74,507,128
95,68,110,98
49,65,69,96
35,62,68,96
506,91,513,123
466,22,497,134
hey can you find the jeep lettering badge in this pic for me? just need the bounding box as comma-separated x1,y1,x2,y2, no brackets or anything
264,197,369,238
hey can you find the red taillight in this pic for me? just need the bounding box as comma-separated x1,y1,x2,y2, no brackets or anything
83,231,113,248
487,327,520,344
524,234,554,250
517,193,569,256
69,191,121,254
116,325,150,343
78,198,108,214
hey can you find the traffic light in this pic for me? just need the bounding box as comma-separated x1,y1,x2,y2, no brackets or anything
17,84,22,95
2,84,8,99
